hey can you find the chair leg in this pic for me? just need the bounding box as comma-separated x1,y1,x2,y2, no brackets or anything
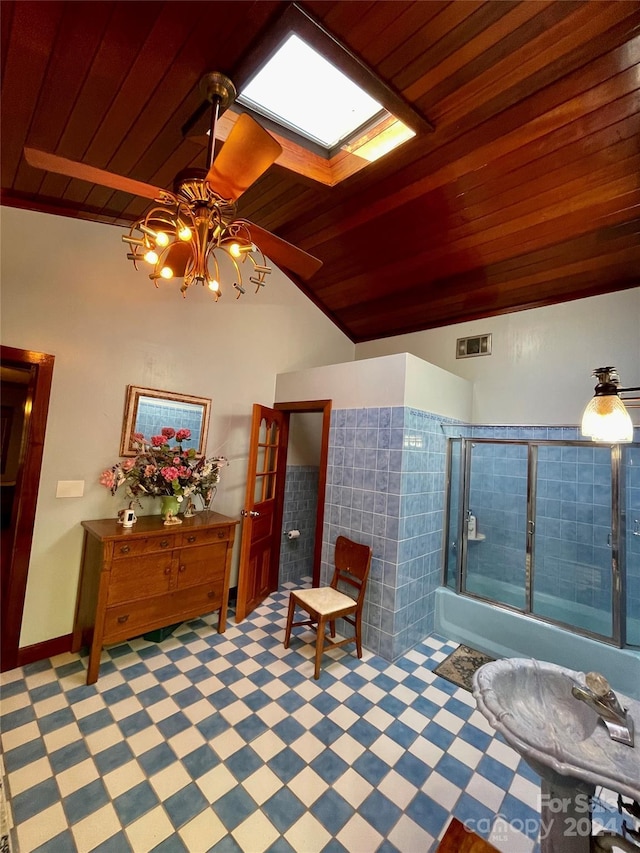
314,617,326,679
284,595,296,649
355,611,363,658
329,619,336,638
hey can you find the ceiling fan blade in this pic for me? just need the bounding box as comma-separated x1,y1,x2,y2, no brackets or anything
249,223,323,281
24,148,164,200
205,113,282,201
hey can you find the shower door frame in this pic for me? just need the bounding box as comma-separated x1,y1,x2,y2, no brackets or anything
443,437,626,649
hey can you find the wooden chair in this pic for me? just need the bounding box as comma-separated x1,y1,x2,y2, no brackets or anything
283,535,373,679
436,818,500,853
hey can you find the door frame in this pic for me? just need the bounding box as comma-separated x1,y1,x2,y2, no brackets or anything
274,399,331,587
1,345,55,671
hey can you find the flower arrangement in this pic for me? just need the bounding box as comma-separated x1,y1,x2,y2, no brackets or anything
100,427,226,505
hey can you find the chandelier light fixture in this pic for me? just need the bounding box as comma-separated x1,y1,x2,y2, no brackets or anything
121,73,283,300
581,366,640,443
122,177,270,300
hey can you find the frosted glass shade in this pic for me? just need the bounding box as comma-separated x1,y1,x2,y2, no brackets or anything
581,394,633,442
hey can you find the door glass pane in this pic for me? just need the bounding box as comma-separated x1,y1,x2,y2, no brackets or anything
533,444,612,638
464,442,527,609
444,440,461,589
625,445,640,647
256,444,266,476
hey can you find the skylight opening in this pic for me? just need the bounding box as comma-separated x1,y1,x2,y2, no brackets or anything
238,34,386,149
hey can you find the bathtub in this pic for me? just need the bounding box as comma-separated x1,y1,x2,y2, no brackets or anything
434,586,640,700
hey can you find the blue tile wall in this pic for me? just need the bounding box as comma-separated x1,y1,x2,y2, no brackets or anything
323,407,457,661
279,466,319,585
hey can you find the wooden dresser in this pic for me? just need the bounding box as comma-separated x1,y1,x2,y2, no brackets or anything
72,511,238,683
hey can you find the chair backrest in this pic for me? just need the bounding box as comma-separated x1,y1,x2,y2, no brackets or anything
330,536,373,605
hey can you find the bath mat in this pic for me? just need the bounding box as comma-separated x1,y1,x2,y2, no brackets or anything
434,644,495,692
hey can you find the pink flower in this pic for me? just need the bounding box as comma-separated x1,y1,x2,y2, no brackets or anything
178,466,191,478
176,428,191,442
161,466,180,482
162,427,176,439
99,469,115,489
132,432,145,443
144,465,157,478
122,458,136,471
173,456,182,465
151,435,165,447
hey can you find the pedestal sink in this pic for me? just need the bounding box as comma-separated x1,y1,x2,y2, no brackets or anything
473,658,640,853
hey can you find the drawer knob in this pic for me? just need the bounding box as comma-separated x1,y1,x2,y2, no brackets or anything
187,535,196,543
120,545,131,554
207,591,216,599
117,614,129,624
217,531,225,538
160,540,170,548
164,566,171,575
179,564,186,573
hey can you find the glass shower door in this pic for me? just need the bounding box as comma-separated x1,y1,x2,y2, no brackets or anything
624,445,640,647
463,441,528,609
444,439,462,590
532,444,613,639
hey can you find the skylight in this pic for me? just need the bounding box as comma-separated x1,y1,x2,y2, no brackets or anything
238,34,385,149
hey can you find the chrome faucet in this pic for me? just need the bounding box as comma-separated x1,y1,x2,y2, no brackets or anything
571,672,634,747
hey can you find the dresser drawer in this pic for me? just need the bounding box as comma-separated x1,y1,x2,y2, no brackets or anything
179,526,231,547
108,553,174,604
103,582,225,642
112,534,175,559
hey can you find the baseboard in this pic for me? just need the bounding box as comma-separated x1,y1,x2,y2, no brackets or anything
17,633,73,667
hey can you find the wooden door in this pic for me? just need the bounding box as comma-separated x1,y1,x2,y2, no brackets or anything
1,346,55,671
235,404,288,622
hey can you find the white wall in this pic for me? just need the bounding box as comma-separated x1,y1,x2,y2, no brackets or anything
275,352,472,421
356,289,640,427
1,207,354,647
287,413,323,467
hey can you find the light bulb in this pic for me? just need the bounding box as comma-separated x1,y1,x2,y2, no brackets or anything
155,232,169,247
208,279,220,292
228,241,253,258
178,226,192,241
581,395,633,442
160,266,173,279
143,250,159,265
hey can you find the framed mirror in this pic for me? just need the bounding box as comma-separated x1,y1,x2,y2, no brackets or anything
120,385,211,457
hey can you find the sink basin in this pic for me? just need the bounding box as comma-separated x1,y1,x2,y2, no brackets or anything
473,658,640,800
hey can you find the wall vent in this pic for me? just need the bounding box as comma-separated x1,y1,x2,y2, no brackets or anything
456,334,491,359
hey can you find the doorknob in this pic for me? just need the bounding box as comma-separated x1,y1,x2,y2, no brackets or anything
241,509,260,518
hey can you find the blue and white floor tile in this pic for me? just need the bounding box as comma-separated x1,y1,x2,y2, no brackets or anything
0,584,628,853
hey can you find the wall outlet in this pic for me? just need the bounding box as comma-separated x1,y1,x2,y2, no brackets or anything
56,480,84,498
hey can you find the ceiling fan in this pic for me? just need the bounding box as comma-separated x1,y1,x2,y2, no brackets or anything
24,72,323,298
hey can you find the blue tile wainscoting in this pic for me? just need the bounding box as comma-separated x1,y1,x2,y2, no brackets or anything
280,466,320,586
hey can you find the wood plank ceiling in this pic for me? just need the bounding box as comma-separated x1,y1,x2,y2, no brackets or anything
2,0,639,342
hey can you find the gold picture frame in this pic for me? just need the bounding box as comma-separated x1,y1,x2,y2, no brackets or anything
119,385,211,457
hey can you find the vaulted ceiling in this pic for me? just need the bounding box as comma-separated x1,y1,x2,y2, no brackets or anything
2,0,639,342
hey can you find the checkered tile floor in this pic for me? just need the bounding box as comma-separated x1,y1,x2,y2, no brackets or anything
0,583,630,853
